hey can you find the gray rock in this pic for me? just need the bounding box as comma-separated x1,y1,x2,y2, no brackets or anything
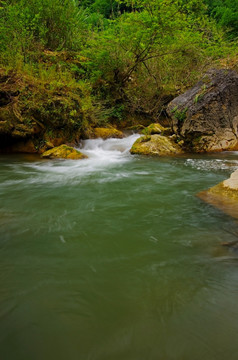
167,69,238,152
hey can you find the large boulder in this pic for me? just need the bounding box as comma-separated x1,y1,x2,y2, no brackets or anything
130,134,183,156
198,169,238,220
41,145,88,160
167,69,238,152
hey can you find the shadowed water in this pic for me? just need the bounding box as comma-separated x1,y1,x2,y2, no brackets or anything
1,135,238,360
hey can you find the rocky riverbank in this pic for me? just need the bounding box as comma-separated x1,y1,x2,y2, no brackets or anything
129,68,238,157
1,67,238,157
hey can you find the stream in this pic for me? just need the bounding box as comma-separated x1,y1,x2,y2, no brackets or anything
1,134,238,360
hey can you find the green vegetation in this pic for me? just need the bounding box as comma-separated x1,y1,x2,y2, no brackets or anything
194,84,207,103
205,0,238,39
0,0,237,149
171,107,188,124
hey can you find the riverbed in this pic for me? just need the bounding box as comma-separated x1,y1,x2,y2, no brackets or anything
1,134,238,360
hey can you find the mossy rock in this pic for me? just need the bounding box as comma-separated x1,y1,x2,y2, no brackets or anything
198,169,238,219
91,127,124,139
0,67,98,152
126,124,145,131
141,123,171,136
130,134,183,156
41,144,87,160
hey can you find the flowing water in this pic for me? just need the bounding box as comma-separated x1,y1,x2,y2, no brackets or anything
1,134,238,360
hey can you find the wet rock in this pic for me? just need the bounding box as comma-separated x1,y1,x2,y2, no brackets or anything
167,69,238,152
130,134,183,156
198,169,238,219
41,145,88,160
43,133,66,148
0,68,93,153
11,140,38,153
90,127,124,139
141,123,171,136
37,140,55,154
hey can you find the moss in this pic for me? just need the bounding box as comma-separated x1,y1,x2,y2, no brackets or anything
208,183,238,200
0,67,100,151
141,123,171,136
198,180,238,220
130,134,183,156
193,85,208,104
41,144,88,160
202,75,212,84
198,168,238,220
174,108,188,123
90,127,124,139
126,124,145,131
140,135,151,143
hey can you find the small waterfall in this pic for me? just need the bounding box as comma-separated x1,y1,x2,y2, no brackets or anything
80,133,141,165
1,134,141,186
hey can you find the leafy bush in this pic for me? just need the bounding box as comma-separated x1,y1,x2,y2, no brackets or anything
81,0,227,117
0,0,237,137
0,0,87,63
205,0,238,39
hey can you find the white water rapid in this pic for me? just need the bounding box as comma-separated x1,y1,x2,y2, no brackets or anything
4,134,238,190
80,133,140,165
2,134,141,187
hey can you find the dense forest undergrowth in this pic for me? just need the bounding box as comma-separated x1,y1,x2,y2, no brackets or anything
0,0,238,152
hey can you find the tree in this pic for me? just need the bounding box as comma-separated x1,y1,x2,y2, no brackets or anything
0,0,87,60
79,0,131,18
83,0,223,117
205,0,238,39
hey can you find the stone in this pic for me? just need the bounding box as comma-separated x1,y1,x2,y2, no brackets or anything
141,123,171,136
198,169,238,219
130,134,183,156
223,170,238,190
126,124,145,131
90,127,124,139
41,144,88,160
167,69,238,152
37,141,55,154
11,140,37,153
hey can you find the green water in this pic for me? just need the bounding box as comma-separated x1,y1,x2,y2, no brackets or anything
1,136,238,360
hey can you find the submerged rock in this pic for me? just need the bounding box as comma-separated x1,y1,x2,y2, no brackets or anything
167,69,238,152
41,144,87,160
198,169,238,219
130,134,183,156
141,123,171,136
90,127,124,139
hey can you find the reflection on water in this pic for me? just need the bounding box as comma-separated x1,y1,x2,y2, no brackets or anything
1,136,238,360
